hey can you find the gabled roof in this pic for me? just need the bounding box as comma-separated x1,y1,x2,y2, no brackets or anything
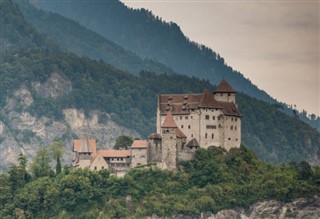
176,128,187,138
199,89,221,109
186,138,200,148
161,111,178,128
214,79,236,93
131,140,148,149
97,150,131,158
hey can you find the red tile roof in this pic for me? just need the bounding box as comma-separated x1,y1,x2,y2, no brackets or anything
161,111,178,128
199,89,221,109
215,79,235,93
73,138,97,158
97,150,131,158
131,140,149,149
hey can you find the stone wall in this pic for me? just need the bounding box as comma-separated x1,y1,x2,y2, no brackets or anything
131,148,148,168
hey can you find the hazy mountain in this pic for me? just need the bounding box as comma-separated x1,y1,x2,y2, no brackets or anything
31,0,275,103
30,0,320,131
0,0,57,51
14,0,174,75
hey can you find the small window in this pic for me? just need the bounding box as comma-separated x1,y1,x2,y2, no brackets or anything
180,116,182,120
181,125,184,129
188,125,191,129
191,116,193,119
94,166,97,170
231,117,234,121
205,115,209,120
191,134,193,138
170,136,173,139
102,166,104,169
205,133,208,139
185,116,188,120
235,118,238,121
212,133,214,139
228,93,231,96
236,138,238,141
231,125,233,130
228,138,231,140
213,116,215,120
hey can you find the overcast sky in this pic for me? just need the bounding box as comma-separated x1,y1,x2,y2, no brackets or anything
122,0,319,116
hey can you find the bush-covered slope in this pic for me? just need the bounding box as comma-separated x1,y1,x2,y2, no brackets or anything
0,147,319,218
14,0,174,75
1,49,320,164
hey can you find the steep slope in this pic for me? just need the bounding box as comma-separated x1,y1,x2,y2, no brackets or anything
31,0,274,103
0,0,56,51
14,0,174,75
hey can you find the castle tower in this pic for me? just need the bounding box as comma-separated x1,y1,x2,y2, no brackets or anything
161,111,178,170
214,79,236,103
77,134,93,168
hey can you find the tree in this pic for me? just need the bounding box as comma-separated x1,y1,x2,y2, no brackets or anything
50,141,64,175
30,147,54,178
113,135,134,150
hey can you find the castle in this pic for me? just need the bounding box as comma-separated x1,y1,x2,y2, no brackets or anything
72,80,241,175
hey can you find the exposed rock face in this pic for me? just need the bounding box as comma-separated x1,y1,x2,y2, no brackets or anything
0,73,139,171
145,196,320,219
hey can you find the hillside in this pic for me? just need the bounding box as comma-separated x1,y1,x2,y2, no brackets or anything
0,147,319,218
14,0,175,75
29,0,320,132
31,0,275,103
1,49,320,169
0,0,319,171
0,0,56,51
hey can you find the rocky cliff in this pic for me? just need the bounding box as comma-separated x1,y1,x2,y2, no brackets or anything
0,72,139,171
145,196,320,219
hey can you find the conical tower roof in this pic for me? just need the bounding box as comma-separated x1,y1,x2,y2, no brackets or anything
79,134,92,153
214,79,236,93
161,111,178,128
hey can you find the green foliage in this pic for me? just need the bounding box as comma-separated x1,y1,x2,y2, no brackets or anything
0,146,319,218
30,147,54,178
113,135,134,150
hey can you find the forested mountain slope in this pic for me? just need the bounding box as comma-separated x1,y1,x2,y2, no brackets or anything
30,0,320,132
14,0,174,75
0,0,56,51
32,0,275,104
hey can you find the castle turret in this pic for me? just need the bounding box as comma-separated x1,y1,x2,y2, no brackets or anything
214,79,236,103
161,112,178,170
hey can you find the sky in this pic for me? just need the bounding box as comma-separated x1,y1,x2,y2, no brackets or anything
122,0,320,116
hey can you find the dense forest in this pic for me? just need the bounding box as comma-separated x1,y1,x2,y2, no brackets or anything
0,146,319,218
1,48,320,163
